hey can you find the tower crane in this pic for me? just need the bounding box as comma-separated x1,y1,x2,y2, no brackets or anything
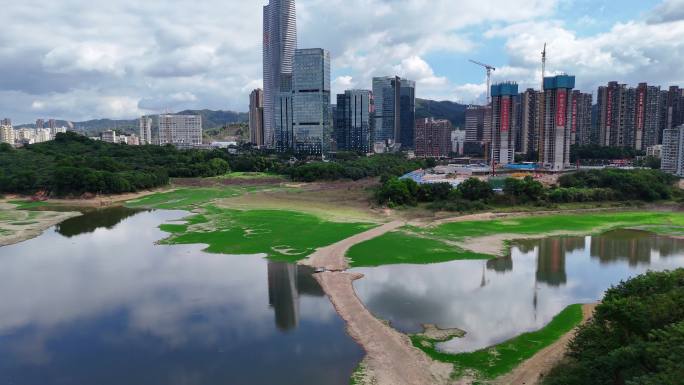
469,59,496,104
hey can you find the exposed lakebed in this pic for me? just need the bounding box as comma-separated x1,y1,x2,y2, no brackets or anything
0,208,362,385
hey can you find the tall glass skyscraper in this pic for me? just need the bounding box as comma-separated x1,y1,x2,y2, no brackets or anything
336,90,373,153
291,48,331,154
263,0,297,149
372,76,415,150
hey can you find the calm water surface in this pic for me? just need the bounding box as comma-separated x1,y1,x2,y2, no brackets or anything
352,230,684,353
0,208,363,385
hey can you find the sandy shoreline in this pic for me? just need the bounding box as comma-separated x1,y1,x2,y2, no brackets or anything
0,202,81,247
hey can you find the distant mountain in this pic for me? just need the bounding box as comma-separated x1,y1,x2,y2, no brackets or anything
15,109,249,136
416,99,468,128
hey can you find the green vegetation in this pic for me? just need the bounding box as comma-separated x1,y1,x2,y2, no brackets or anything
412,304,584,380
7,200,50,210
543,269,684,385
125,188,249,210
286,154,426,182
376,169,678,213
159,206,375,262
570,144,641,162
348,211,684,266
348,230,491,267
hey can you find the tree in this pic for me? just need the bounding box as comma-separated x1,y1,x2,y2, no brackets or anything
458,178,493,202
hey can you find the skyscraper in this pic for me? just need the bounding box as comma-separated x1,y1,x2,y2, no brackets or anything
1,118,11,127
571,91,593,146
541,75,575,171
263,0,297,149
415,118,452,158
36,119,44,129
597,81,636,148
372,76,415,150
519,89,540,157
635,83,662,149
139,116,153,145
291,48,331,154
336,89,373,153
249,89,265,147
490,82,518,166
662,86,683,135
158,114,202,148
662,125,684,177
464,105,490,156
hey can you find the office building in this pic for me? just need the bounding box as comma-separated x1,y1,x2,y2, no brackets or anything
336,89,373,153
372,76,416,150
415,118,452,158
263,0,297,148
289,48,331,154
571,91,593,146
249,89,265,147
662,125,684,176
464,104,491,155
139,116,153,145
101,130,117,144
541,75,575,171
519,89,540,157
490,82,519,166
158,114,202,147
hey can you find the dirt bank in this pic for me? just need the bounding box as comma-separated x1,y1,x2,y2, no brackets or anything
493,304,597,385
0,202,81,247
316,272,453,385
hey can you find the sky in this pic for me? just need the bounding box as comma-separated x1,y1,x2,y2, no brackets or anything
2,0,684,124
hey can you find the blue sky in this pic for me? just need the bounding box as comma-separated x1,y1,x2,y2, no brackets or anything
0,0,683,123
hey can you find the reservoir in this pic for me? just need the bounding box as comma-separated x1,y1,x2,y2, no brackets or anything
0,208,363,385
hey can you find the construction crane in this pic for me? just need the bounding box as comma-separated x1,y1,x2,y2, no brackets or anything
469,59,496,104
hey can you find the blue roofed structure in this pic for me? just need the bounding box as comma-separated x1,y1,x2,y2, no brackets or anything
543,75,575,90
491,82,519,97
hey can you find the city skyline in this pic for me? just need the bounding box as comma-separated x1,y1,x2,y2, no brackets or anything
1,0,684,124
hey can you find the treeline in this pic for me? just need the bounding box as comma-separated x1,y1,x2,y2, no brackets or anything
544,269,684,385
375,169,678,211
0,133,425,196
0,132,232,195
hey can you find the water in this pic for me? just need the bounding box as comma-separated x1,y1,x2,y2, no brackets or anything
0,208,363,385
352,230,684,354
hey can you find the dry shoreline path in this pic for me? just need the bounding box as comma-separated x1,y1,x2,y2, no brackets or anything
299,220,454,385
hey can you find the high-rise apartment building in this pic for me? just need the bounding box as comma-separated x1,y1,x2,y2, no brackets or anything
36,119,44,129
263,0,297,149
571,91,593,146
101,130,117,144
372,76,416,149
490,82,519,166
1,118,11,127
415,118,452,158
158,114,202,148
635,83,663,149
662,86,683,136
519,89,540,156
290,48,331,154
336,90,373,153
464,105,490,155
541,75,575,171
0,125,14,145
597,82,636,148
139,116,153,145
662,125,684,176
451,130,466,155
249,89,265,147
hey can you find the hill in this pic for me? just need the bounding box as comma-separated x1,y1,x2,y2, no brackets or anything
415,99,468,128
15,110,249,136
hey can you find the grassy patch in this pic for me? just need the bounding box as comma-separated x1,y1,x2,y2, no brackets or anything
125,188,246,210
214,172,285,180
347,211,684,266
161,206,376,262
7,200,50,210
9,221,39,226
412,304,584,380
347,231,492,267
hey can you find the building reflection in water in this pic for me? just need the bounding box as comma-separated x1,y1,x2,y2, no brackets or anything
267,261,325,331
589,229,684,266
